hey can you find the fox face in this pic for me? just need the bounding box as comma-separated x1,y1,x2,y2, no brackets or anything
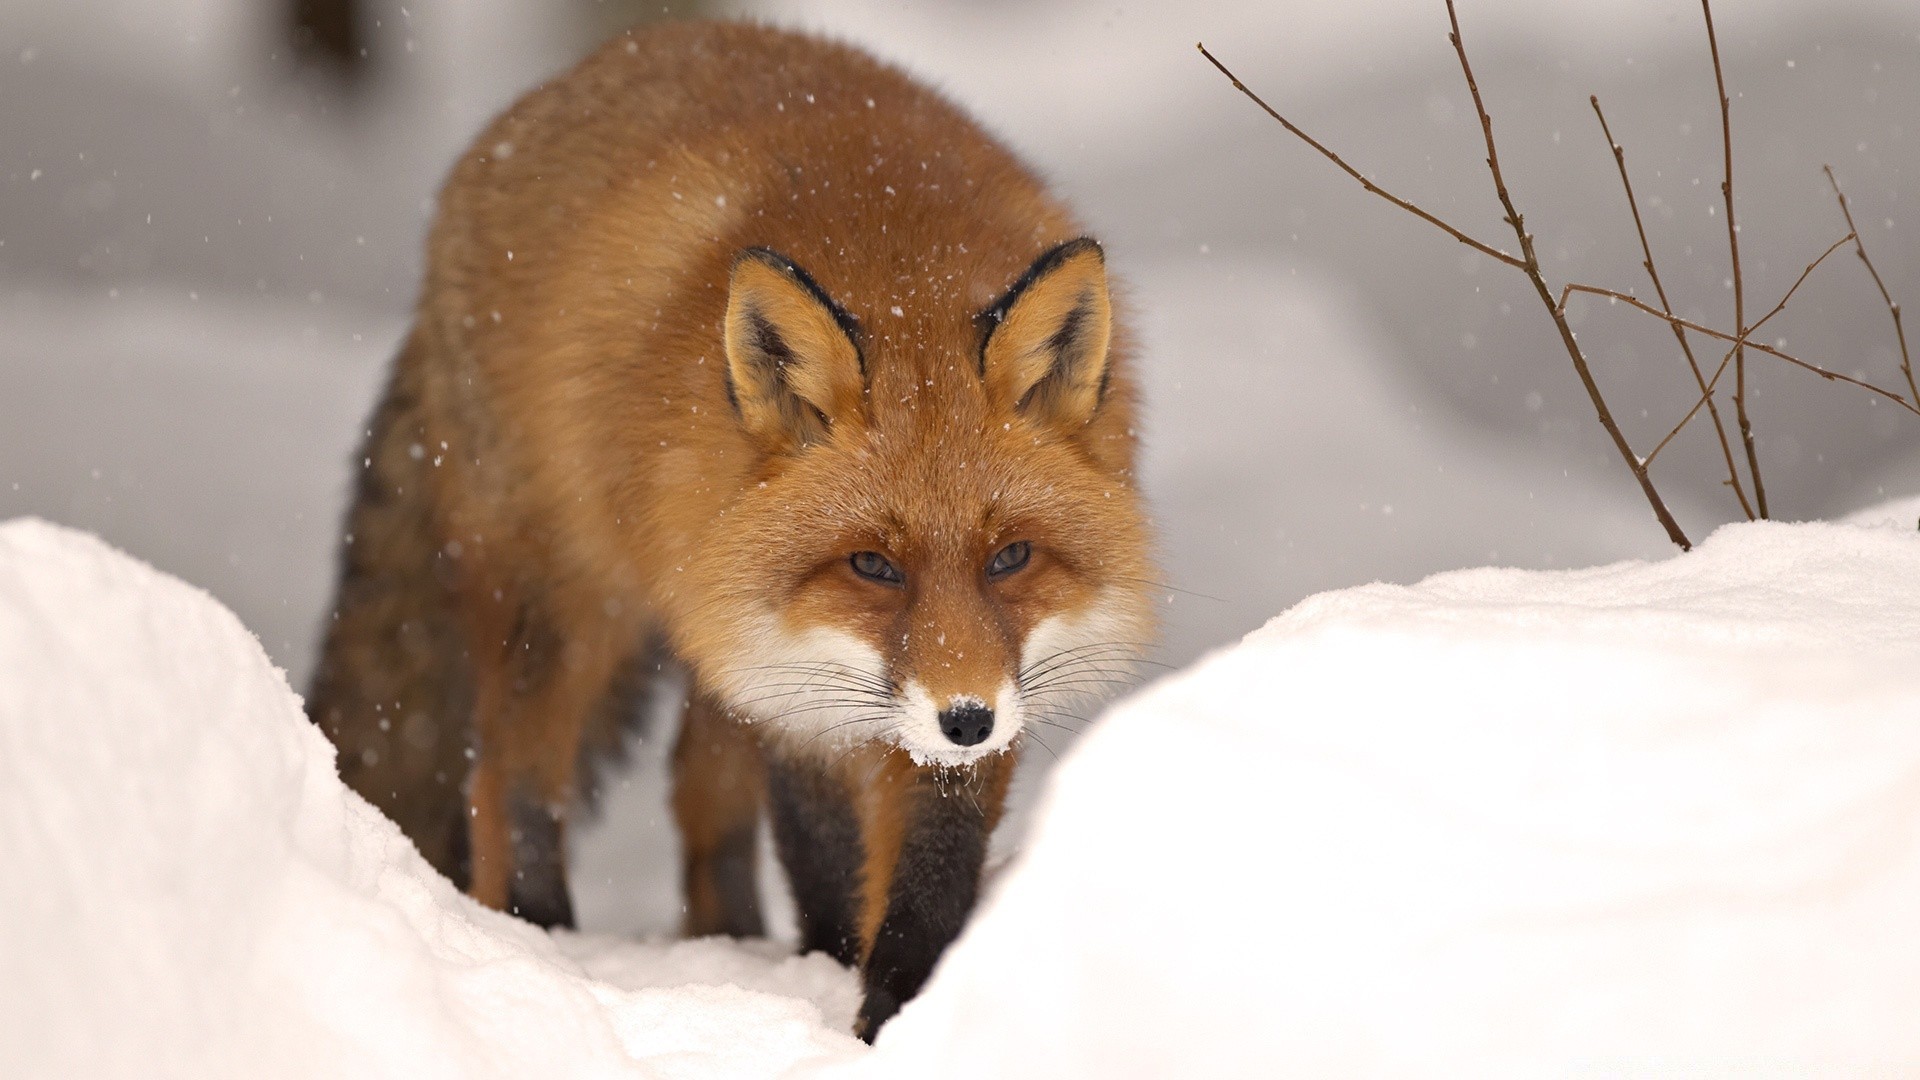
677,239,1154,767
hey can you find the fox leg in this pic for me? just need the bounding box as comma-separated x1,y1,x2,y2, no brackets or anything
462,583,627,929
849,750,1015,1042
765,753,866,966
465,747,576,928
672,689,767,938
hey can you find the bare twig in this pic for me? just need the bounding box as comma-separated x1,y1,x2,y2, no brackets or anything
1443,0,1691,549
1194,43,1526,271
1642,363,1725,467
1631,232,1863,464
1732,234,1857,361
1702,0,1767,516
1824,165,1918,405
1590,96,1753,516
1561,278,1920,416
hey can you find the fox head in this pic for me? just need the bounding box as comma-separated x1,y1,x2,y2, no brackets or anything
678,238,1155,767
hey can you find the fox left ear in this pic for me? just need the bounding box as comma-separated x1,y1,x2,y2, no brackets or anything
724,248,866,453
978,237,1113,430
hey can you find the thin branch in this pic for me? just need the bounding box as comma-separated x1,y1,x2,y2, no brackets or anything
1561,283,1920,416
1590,95,1753,518
1702,0,1767,516
1562,234,1840,371
1444,0,1691,549
1195,42,1527,271
1635,232,1862,464
1642,366,1723,467
1737,234,1856,356
1824,165,1918,405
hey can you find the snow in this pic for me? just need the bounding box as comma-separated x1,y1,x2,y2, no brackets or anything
0,519,862,1080
850,503,1920,1075
7,507,1920,1074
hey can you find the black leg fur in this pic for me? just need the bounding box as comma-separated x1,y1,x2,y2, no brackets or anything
506,794,575,929
766,759,863,967
854,782,992,1041
704,823,766,938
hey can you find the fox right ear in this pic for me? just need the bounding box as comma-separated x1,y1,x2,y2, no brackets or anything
978,238,1113,432
724,249,866,452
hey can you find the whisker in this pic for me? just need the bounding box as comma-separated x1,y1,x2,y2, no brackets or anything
730,700,895,724
1023,675,1136,696
1025,662,1141,683
796,712,894,753
1018,641,1158,683
1020,652,1134,686
1019,640,1150,668
1019,730,1061,764
1022,663,1145,691
728,686,892,708
725,671,895,703
727,660,895,692
726,680,890,703
1025,700,1097,731
1108,574,1229,604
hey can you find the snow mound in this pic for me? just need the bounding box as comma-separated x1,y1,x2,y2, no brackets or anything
0,519,861,1080
7,510,1920,1077
847,512,1920,1076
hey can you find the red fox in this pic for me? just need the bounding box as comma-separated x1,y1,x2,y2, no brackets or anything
307,20,1154,1038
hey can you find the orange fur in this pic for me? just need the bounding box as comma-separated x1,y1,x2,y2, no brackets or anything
310,19,1155,1035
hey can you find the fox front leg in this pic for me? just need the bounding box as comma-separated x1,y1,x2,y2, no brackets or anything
766,756,866,967
852,754,1013,1041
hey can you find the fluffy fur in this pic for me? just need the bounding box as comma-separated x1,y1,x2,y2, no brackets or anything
308,20,1155,1040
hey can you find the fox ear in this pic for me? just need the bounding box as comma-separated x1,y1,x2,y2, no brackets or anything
724,248,866,452
978,238,1113,430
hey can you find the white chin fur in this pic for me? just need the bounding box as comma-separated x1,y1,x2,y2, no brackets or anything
891,679,1023,767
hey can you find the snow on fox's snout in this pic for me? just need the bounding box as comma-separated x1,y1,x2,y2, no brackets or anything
678,241,1155,767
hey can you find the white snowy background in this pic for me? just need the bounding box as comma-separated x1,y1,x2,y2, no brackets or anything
4,0,1920,1074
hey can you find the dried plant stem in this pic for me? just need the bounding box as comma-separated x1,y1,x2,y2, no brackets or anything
1824,165,1918,405
1442,0,1692,549
1194,44,1525,271
1626,233,1864,465
1561,281,1920,416
1701,0,1767,517
1590,96,1753,517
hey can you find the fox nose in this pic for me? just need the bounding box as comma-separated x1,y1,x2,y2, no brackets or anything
938,703,994,747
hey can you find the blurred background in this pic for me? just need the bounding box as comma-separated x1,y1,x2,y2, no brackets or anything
4,0,1916,933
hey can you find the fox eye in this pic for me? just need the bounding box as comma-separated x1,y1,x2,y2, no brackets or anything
987,541,1032,578
850,551,904,585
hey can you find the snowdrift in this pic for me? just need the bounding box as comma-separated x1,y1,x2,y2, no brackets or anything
854,500,1920,1076
5,506,1920,1077
0,520,861,1080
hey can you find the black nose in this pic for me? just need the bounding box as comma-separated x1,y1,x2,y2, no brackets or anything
938,703,994,747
